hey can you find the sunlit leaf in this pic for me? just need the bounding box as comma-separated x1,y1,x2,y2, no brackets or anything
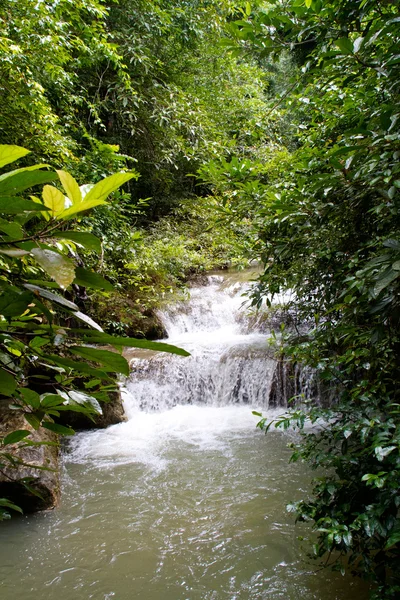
30,249,75,289
0,145,30,169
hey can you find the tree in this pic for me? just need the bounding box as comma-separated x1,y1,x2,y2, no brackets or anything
0,144,189,520
213,1,400,597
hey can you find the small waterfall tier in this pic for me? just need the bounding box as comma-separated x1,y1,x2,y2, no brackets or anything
124,273,283,413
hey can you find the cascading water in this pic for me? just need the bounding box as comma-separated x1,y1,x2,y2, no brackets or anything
0,271,367,600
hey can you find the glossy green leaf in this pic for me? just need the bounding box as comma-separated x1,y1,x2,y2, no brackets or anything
60,172,136,218
74,331,190,356
24,413,42,430
335,37,354,55
0,219,23,238
0,368,17,396
19,388,41,409
0,197,49,214
3,430,31,445
29,250,76,289
45,354,111,379
68,390,102,414
51,232,101,253
42,422,75,436
0,145,30,169
56,170,82,205
0,167,57,195
42,185,65,217
73,267,113,291
24,284,78,310
70,346,130,375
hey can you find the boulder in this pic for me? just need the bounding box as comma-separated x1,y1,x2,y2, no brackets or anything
0,403,60,513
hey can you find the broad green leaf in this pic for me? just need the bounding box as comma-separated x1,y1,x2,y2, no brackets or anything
24,413,42,430
45,354,111,379
31,249,75,289
3,430,31,445
0,248,30,257
372,268,399,297
0,145,30,169
74,331,190,356
24,284,78,310
42,185,65,217
60,172,136,219
0,197,49,214
83,172,136,205
73,311,104,332
70,346,129,376
0,167,57,195
0,218,23,238
51,231,101,253
335,37,354,55
73,267,113,291
0,368,17,396
42,422,74,436
0,498,23,514
68,390,102,414
56,170,82,205
0,291,32,316
40,394,65,409
19,388,41,409
375,446,396,461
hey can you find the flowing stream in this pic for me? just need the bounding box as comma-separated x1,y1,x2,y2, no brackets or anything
0,271,367,599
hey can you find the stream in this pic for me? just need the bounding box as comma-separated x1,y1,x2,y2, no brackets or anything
0,270,368,599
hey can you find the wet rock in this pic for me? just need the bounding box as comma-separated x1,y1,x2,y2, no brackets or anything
0,403,60,513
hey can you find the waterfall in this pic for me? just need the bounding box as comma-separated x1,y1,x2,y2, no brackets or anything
123,274,278,413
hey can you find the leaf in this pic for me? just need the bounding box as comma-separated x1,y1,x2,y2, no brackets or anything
0,197,49,214
0,248,30,257
73,267,113,291
0,218,23,238
0,368,16,396
0,167,57,195
70,346,130,376
0,291,32,316
68,390,102,414
375,446,396,461
3,430,31,445
45,354,111,379
24,284,78,310
24,413,42,430
74,331,190,356
60,172,136,219
73,311,104,331
353,37,364,53
56,170,82,205
42,422,75,436
0,145,30,169
0,498,23,514
335,37,354,55
372,268,399,297
19,388,41,409
30,249,75,289
51,231,101,253
42,185,65,217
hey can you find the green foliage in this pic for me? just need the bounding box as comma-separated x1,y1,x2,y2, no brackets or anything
0,144,188,520
221,1,400,597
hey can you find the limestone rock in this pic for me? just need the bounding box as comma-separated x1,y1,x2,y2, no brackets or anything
0,403,60,513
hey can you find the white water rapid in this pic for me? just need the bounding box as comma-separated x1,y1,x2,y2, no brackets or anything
0,271,368,600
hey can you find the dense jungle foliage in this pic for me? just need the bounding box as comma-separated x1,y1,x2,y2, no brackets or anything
1,0,399,598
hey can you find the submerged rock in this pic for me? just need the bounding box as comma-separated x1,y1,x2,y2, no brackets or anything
0,404,60,513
